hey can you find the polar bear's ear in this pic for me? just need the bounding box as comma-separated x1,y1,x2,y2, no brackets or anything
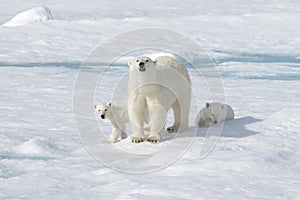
108,102,112,106
94,104,97,109
128,60,134,69
221,105,224,110
206,102,210,108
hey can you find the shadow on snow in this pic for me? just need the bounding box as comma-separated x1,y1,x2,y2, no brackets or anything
163,116,262,142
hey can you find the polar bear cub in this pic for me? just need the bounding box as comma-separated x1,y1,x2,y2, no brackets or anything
94,102,150,143
195,102,234,127
94,102,128,143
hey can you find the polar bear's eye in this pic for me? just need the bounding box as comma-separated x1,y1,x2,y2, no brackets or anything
104,109,107,111
145,60,149,62
136,60,139,62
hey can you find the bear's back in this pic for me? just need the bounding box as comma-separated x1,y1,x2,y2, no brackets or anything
155,56,191,83
224,104,234,120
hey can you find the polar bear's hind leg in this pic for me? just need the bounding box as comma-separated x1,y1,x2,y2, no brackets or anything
179,88,191,132
167,100,181,133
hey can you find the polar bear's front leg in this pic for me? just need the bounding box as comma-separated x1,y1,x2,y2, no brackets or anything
147,102,167,143
108,127,122,143
128,95,146,143
197,118,211,127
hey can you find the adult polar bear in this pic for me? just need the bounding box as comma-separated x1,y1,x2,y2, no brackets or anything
128,56,191,143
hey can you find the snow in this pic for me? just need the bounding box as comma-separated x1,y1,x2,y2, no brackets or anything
2,7,53,27
0,0,300,199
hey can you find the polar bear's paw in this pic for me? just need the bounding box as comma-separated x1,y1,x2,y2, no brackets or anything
197,119,211,127
167,126,178,133
131,136,145,143
147,134,161,143
108,138,118,143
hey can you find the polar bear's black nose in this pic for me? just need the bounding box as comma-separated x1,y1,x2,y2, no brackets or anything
101,114,105,119
139,62,144,67
139,62,146,72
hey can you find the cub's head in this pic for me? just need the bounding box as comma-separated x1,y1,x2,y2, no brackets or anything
205,102,224,124
128,56,156,73
94,103,112,120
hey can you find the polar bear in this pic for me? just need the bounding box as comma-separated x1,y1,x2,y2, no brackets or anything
195,102,235,127
94,102,128,143
127,56,191,143
94,102,150,143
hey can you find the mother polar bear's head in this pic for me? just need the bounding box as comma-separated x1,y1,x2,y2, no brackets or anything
128,56,157,74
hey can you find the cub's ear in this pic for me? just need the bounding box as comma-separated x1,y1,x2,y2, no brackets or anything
128,60,134,69
206,102,210,108
94,104,97,109
108,102,112,107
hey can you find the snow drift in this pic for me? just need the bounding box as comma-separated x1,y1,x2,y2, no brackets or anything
2,7,53,27
14,138,60,156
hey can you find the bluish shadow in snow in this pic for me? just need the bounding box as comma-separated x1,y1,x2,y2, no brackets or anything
0,153,57,161
0,61,82,68
241,74,300,81
0,61,127,69
163,116,261,142
196,116,262,138
213,50,300,64
0,164,24,179
0,153,56,179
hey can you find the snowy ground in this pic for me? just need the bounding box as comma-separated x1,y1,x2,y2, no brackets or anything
0,1,300,199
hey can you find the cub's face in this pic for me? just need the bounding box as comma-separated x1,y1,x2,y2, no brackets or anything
128,56,156,74
205,102,224,124
94,103,112,119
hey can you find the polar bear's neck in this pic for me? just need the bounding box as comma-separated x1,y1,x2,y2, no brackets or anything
128,70,160,96
132,69,158,86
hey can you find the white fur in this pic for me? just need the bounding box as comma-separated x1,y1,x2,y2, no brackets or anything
127,56,191,142
195,102,235,127
94,102,128,143
95,102,150,143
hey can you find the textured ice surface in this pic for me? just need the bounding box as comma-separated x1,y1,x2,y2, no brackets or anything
0,0,299,199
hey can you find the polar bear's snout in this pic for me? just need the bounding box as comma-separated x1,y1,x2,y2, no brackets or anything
139,62,146,72
211,114,218,124
100,114,105,119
